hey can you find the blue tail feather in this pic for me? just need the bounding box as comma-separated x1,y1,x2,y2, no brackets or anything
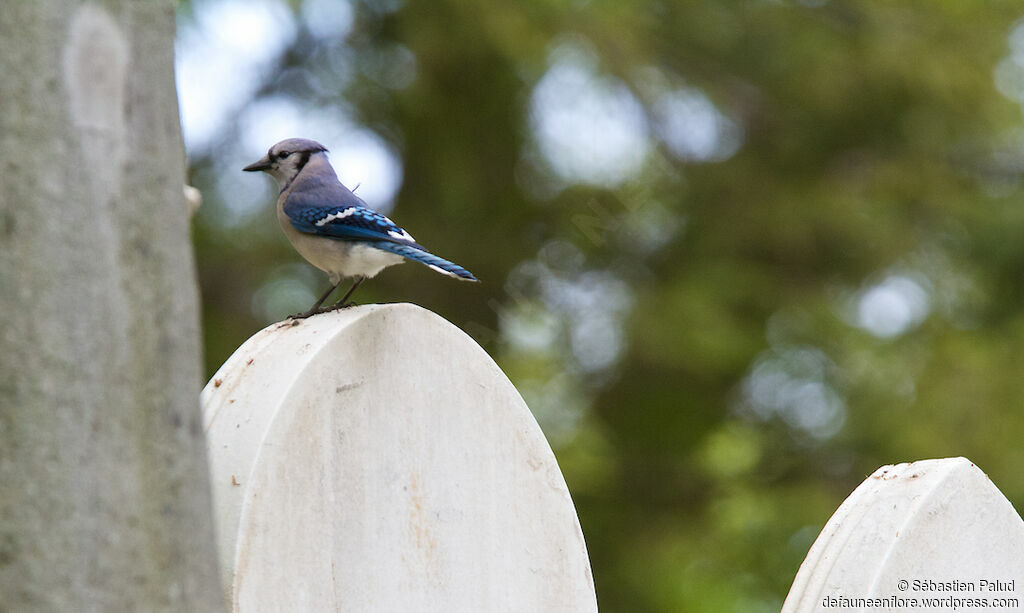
372,241,478,281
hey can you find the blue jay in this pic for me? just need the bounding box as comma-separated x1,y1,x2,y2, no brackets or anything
243,138,478,318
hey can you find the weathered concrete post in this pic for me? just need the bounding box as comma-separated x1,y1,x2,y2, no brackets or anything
783,457,1024,612
202,303,598,612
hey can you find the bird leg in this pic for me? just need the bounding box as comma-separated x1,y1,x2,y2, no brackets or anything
326,277,365,311
290,281,341,319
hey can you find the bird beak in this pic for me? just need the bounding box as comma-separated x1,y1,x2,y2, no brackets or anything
243,155,272,172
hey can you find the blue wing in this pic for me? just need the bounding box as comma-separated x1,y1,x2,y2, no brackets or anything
283,180,422,247
282,176,478,281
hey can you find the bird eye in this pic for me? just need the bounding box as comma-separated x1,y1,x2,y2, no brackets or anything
278,151,291,159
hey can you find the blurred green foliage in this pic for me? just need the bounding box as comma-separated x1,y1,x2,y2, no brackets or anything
183,1,1024,610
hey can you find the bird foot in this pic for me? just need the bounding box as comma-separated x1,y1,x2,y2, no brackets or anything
287,301,358,320
324,300,358,312
288,307,331,320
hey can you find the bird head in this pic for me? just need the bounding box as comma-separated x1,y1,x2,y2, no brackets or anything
243,138,328,187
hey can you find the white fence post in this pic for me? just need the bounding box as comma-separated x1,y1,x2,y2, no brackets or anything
200,303,598,612
783,457,1024,611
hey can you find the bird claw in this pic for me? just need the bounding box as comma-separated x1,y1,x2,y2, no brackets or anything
324,301,358,313
288,307,329,320
287,301,357,320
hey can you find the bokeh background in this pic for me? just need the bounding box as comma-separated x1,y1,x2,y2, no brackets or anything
178,1,1024,610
